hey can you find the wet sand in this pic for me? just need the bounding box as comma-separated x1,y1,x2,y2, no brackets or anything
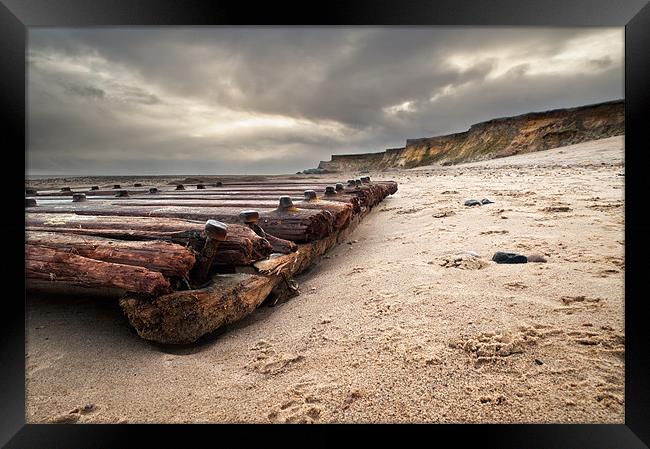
26,136,624,423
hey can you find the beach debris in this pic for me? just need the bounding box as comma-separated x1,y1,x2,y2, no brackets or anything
527,254,547,263
464,199,482,207
481,198,495,205
194,220,228,282
432,210,455,218
542,206,572,212
492,251,528,264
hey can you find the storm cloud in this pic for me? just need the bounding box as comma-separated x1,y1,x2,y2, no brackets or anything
27,27,623,175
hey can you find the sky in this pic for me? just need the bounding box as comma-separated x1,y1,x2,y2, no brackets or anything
27,27,624,175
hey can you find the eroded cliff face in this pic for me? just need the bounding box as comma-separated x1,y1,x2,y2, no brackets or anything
318,100,624,171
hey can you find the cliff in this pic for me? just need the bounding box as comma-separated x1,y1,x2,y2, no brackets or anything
318,100,624,171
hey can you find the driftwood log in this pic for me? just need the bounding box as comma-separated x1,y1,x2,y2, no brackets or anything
26,231,196,277
26,245,172,296
28,204,336,243
25,213,287,264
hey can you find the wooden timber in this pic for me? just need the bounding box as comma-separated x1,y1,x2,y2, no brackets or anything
119,206,368,344
25,213,284,265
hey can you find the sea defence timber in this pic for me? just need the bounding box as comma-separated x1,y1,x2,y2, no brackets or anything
25,178,398,344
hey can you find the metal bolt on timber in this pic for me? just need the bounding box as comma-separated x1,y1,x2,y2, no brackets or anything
304,190,317,201
72,192,87,202
115,190,129,197
175,184,185,190
149,187,158,194
335,183,344,192
325,186,336,196
239,210,265,237
278,196,294,209
196,220,228,282
113,184,121,189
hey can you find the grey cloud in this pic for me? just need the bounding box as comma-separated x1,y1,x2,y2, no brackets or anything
27,27,623,175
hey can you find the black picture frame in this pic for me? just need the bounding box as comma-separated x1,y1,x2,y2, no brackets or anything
2,0,649,447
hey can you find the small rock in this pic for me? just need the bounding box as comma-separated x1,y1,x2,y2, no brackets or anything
534,358,544,365
80,404,96,414
480,198,494,205
492,251,528,264
527,254,547,263
464,199,482,207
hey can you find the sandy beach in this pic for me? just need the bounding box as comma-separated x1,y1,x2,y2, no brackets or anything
26,135,624,424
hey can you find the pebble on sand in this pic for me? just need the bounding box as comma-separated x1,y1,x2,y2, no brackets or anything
464,199,482,207
480,198,495,204
492,251,528,264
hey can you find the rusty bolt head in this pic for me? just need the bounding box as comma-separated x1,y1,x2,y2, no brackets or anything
113,184,121,189
175,184,185,190
304,190,317,200
61,187,71,192
197,184,205,189
335,183,344,191
279,196,294,208
72,193,87,202
90,186,99,190
325,186,336,195
205,219,228,241
115,190,129,197
25,198,37,207
134,183,142,187
149,187,158,194
239,210,260,224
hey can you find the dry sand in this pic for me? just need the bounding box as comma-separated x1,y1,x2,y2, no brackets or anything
26,135,625,424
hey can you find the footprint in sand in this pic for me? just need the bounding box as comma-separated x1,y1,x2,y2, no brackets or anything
247,340,304,375
450,324,562,367
267,378,338,423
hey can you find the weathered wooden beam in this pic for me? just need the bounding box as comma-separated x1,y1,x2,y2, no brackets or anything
28,204,335,243
26,245,171,296
25,213,282,264
26,231,196,277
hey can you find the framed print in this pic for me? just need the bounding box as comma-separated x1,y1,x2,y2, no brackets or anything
1,0,649,447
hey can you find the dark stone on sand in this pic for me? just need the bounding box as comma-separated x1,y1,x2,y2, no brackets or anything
534,358,544,365
481,198,494,204
492,251,527,264
464,199,482,207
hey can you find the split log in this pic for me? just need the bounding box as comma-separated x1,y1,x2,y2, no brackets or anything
26,245,171,296
25,213,283,264
29,204,335,243
26,231,196,277
108,199,354,231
